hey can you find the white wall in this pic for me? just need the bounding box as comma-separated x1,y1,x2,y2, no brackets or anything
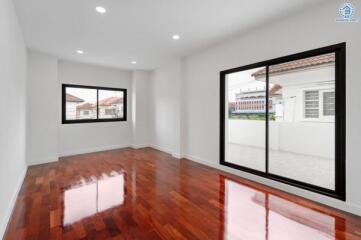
228,120,334,158
0,0,27,237
132,70,152,148
180,1,361,215
149,59,183,157
58,60,133,156
27,50,59,165
227,120,268,149
26,56,134,159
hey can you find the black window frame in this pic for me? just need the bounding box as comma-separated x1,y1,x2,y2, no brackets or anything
220,43,346,200
62,84,127,124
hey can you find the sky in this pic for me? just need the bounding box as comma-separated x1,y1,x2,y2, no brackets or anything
67,88,123,103
227,67,266,102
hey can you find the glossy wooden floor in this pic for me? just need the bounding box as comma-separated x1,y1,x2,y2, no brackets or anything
4,148,361,239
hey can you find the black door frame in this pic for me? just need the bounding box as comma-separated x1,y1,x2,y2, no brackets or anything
220,43,346,200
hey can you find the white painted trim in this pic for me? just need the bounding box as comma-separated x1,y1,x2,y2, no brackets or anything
172,153,182,159
149,144,181,159
59,144,131,157
0,166,27,239
131,144,149,149
182,153,361,217
181,154,220,169
149,144,172,155
27,155,59,166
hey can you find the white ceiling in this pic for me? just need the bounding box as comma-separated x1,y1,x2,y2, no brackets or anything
14,0,326,70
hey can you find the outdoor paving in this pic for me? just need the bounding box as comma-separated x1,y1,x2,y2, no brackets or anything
226,143,335,190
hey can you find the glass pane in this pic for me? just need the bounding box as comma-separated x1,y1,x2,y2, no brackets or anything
65,87,97,120
268,52,335,190
225,67,266,172
98,90,124,119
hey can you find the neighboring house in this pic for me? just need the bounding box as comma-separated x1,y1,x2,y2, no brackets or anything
98,96,123,118
76,103,97,119
228,102,236,114
234,53,335,123
76,96,123,119
233,85,281,115
66,93,84,119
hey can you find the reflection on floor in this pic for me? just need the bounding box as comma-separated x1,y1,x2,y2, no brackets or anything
4,148,360,239
225,179,335,239
226,143,334,189
63,171,124,225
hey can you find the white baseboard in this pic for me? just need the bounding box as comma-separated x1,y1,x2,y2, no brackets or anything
27,155,59,166
59,144,131,157
182,154,219,168
149,144,172,155
0,166,27,239
182,153,361,217
148,144,182,159
172,152,182,159
131,144,149,149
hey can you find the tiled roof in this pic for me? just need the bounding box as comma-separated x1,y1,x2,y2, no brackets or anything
252,53,335,77
76,97,123,110
66,93,84,103
77,103,95,110
99,97,123,106
269,84,282,95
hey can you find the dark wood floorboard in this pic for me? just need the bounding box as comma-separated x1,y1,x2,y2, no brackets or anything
3,147,361,239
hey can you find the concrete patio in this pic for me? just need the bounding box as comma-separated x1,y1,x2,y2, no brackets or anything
226,143,335,190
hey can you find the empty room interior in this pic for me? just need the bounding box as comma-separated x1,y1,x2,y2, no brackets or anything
1,0,361,239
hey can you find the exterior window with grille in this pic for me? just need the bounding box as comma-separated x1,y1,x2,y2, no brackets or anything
323,91,335,116
304,89,335,120
304,90,319,118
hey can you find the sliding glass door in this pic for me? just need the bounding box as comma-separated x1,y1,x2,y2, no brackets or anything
220,43,345,200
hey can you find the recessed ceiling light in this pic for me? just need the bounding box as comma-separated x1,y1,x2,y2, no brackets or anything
131,61,137,64
172,34,180,40
76,50,84,54
95,6,106,14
